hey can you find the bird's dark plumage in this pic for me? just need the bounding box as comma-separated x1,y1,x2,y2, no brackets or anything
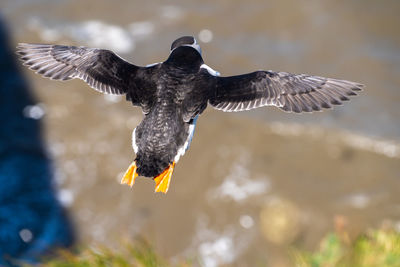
16,36,363,193
209,71,362,113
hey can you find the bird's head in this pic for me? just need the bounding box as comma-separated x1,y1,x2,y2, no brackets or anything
170,36,202,55
166,36,203,70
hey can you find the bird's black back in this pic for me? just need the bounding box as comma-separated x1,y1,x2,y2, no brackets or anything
133,46,212,176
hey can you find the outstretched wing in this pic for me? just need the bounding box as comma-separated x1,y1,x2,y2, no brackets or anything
209,71,363,113
16,43,138,95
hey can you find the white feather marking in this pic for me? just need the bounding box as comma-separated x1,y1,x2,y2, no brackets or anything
174,116,198,162
132,128,138,154
146,62,161,67
200,64,220,76
246,101,252,110
254,98,259,108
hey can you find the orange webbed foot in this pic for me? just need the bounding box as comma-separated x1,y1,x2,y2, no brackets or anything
121,161,138,187
153,162,175,194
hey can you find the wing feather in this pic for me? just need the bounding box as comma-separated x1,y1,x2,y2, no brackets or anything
16,43,138,95
209,71,363,113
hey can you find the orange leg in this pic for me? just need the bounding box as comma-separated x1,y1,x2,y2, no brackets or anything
121,161,138,187
153,162,176,193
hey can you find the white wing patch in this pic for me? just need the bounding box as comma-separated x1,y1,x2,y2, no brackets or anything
132,128,138,153
200,64,220,76
174,116,198,162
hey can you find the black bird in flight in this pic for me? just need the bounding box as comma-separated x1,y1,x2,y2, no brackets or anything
16,36,363,193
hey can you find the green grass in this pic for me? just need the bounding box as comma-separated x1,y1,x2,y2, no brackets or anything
29,228,400,266
294,228,400,267
34,240,173,267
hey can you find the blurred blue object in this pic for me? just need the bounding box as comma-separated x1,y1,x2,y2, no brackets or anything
0,15,74,266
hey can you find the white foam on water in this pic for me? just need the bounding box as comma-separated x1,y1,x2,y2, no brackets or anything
268,122,400,158
210,152,270,202
191,217,237,267
128,21,154,38
199,236,234,267
39,28,62,42
343,193,371,209
190,215,254,267
160,5,185,20
27,17,158,54
67,20,134,53
342,132,400,158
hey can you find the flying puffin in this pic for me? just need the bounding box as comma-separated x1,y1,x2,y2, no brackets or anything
16,36,363,193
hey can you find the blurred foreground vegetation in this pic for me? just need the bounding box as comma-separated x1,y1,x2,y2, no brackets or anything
31,228,400,267
295,227,400,267
34,240,178,267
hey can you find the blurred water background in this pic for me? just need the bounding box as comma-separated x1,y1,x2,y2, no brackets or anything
1,0,399,266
